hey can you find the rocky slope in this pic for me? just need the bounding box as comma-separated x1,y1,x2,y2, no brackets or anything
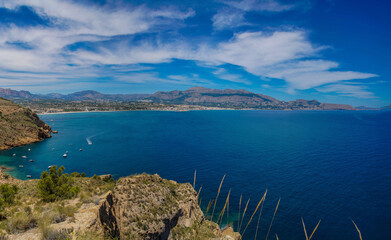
148,87,357,110
0,98,52,150
0,172,240,240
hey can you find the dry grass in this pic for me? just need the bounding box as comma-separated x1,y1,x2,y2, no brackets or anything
302,218,321,240
265,198,280,240
241,189,268,237
211,174,226,220
238,198,250,233
351,220,362,240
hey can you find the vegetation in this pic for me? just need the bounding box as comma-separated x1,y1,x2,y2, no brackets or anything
37,166,80,202
0,184,17,211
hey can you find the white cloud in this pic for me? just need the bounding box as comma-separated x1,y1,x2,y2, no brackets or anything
0,0,194,72
212,0,294,30
316,83,376,99
221,0,293,12
0,1,379,99
213,68,251,84
212,9,245,30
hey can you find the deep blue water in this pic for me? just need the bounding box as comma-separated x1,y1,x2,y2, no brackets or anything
1,110,390,239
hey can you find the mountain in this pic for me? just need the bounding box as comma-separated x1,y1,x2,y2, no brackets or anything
149,87,280,108
0,88,38,100
149,87,357,110
0,88,150,102
0,87,358,110
0,98,52,150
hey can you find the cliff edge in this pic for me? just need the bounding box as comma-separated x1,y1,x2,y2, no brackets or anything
0,172,240,240
0,98,51,150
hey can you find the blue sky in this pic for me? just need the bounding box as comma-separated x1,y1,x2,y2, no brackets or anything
0,0,389,107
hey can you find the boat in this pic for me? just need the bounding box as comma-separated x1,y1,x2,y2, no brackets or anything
65,151,69,154
63,154,67,158
28,148,31,152
52,130,58,134
12,153,16,157
48,165,53,169
79,148,83,151
22,155,27,159
29,159,35,162
19,165,23,168
26,175,32,178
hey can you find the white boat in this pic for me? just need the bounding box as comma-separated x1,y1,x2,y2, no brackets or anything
66,151,69,154
22,155,27,159
28,148,31,152
79,148,83,151
26,175,32,178
12,153,16,157
48,165,53,169
19,165,23,168
63,154,67,158
29,159,35,162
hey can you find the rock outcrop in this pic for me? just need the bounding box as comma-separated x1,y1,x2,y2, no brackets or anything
95,174,240,240
0,98,51,150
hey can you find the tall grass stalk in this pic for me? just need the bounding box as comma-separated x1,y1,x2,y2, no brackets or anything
206,199,213,215
237,194,242,231
309,220,321,240
264,198,280,240
302,218,309,240
254,193,266,240
238,199,250,233
242,189,268,237
302,218,321,240
217,190,231,225
351,220,362,240
193,170,196,189
211,174,226,220
275,234,279,240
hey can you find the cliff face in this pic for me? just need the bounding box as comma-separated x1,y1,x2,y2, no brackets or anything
0,98,51,150
0,172,240,240
96,174,240,240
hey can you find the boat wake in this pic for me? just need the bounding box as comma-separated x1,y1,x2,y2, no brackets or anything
86,131,106,145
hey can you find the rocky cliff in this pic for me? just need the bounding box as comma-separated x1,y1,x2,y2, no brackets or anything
0,172,240,240
95,174,240,240
0,98,51,150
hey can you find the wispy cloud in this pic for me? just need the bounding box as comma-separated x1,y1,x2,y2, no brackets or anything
212,0,293,30
316,83,377,99
0,0,380,100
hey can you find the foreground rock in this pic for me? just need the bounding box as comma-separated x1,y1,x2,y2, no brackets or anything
0,172,240,240
96,174,240,240
0,98,51,150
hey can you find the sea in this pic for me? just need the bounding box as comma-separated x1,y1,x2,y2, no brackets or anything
1,110,390,239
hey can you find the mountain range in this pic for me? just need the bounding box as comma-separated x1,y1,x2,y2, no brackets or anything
1,87,386,110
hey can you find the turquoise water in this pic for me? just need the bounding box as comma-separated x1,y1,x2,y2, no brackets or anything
1,110,390,239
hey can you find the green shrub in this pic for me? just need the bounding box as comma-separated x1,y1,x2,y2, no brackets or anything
0,184,17,210
92,174,100,180
80,173,86,177
102,175,115,183
37,166,80,202
70,172,80,178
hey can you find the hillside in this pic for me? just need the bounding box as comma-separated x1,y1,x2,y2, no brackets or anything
0,87,357,110
0,170,240,240
0,88,150,102
0,98,52,150
149,87,357,110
